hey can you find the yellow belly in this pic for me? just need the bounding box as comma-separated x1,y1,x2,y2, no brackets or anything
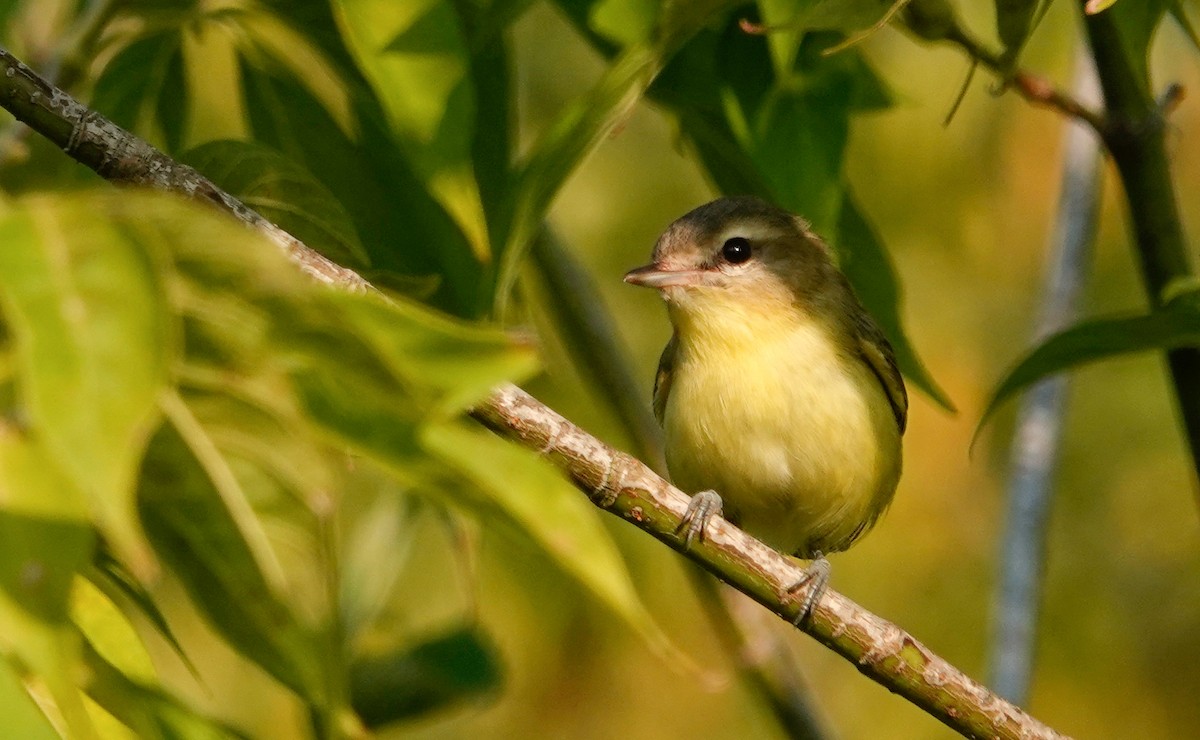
662,319,901,557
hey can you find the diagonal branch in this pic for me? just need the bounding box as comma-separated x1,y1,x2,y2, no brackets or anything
0,46,1065,740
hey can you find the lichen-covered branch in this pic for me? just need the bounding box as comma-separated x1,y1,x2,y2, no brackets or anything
0,45,1065,740
0,47,368,292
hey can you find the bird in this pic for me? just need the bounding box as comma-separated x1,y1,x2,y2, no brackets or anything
624,196,907,622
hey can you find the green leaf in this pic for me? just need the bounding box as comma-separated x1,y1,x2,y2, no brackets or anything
1105,0,1168,81
0,360,96,739
334,0,490,260
979,299,1200,433
750,81,848,236
349,627,500,727
494,1,735,315
180,140,370,269
339,492,418,641
237,53,485,318
0,196,174,576
0,619,94,738
334,292,538,416
0,512,93,625
590,0,659,46
422,421,674,655
86,551,195,675
93,4,356,152
235,7,357,138
495,43,666,315
0,657,59,740
138,422,327,705
994,0,1039,64
0,511,94,738
1086,0,1121,13
91,32,187,151
755,0,893,74
837,194,954,411
81,641,249,740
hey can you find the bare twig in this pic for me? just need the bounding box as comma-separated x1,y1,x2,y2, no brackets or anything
938,25,1108,135
0,46,1067,740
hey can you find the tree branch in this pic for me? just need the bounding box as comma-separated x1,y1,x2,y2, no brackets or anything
471,386,1063,739
0,45,1066,740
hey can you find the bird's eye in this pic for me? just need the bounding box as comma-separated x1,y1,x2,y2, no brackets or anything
721,236,752,264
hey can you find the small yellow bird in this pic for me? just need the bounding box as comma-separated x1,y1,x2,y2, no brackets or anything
624,196,907,620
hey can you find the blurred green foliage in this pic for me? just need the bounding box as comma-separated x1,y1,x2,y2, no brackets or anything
0,0,1197,738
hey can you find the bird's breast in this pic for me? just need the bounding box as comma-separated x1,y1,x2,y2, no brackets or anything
661,316,901,556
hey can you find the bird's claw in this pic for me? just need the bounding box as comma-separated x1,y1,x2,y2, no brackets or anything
678,490,723,549
786,553,830,626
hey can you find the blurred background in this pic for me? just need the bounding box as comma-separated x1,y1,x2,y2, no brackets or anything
5,0,1199,738
422,2,1200,738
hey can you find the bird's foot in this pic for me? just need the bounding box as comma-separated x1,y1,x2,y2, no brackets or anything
677,490,723,550
786,553,830,626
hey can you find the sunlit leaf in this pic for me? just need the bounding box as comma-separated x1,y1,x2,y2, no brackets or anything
237,7,357,138
495,43,665,315
495,1,736,315
0,197,173,574
349,627,500,727
422,421,673,654
0,495,94,738
979,298,1200,433
180,13,251,148
72,577,157,685
0,657,58,740
86,552,194,676
91,33,187,151
334,292,538,415
589,0,659,46
334,0,490,260
0,613,94,739
0,396,95,737
81,641,248,740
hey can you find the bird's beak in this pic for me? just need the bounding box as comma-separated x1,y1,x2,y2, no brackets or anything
623,264,709,289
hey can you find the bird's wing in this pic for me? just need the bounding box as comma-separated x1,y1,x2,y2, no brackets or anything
651,332,678,426
852,313,909,434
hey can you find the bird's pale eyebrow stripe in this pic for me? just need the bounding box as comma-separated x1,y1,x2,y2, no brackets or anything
714,222,778,245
